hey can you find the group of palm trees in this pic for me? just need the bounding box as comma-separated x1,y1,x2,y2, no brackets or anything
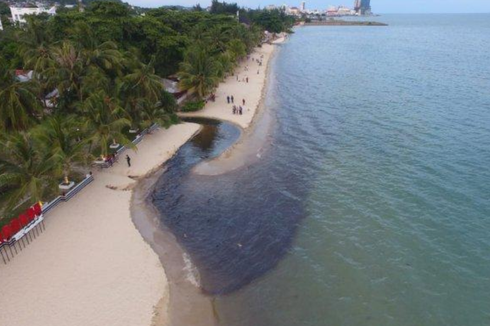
0,17,263,216
0,20,178,213
178,24,262,98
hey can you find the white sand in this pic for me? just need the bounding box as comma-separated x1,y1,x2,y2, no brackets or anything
0,123,200,326
0,38,284,326
180,39,283,129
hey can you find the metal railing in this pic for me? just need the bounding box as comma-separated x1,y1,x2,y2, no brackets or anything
42,174,94,215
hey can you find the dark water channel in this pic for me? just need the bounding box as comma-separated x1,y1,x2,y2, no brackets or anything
151,115,310,295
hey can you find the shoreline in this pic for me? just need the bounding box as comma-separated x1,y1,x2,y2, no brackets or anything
134,37,285,326
0,123,201,326
182,37,284,176
0,37,284,326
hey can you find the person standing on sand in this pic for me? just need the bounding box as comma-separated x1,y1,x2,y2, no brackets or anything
246,77,249,83
227,96,230,104
231,96,234,103
126,155,131,167
242,99,246,105
233,105,236,115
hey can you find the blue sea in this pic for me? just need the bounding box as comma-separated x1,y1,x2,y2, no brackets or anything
153,14,490,326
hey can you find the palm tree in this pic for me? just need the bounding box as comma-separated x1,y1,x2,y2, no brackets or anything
177,46,221,99
33,115,90,185
217,51,235,79
80,91,132,158
69,22,124,76
46,41,85,107
84,41,124,76
141,91,178,130
205,26,229,54
0,72,42,132
121,57,162,102
227,39,247,61
0,132,58,210
120,58,163,129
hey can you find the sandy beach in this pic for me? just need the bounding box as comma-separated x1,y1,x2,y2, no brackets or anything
0,38,283,326
0,124,200,326
180,38,284,129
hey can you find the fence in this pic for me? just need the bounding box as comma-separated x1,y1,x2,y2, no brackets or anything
115,124,159,153
1,124,160,264
41,174,95,215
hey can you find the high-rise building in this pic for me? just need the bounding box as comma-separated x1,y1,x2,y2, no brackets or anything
300,1,306,12
354,0,371,15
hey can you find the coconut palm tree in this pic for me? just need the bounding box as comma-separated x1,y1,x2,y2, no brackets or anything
227,39,247,61
17,18,53,71
177,46,221,99
84,41,124,76
0,73,42,132
121,57,162,102
205,26,230,54
46,41,85,107
80,90,132,158
119,58,163,129
0,132,58,210
140,91,178,130
69,22,124,76
33,115,90,185
217,51,235,79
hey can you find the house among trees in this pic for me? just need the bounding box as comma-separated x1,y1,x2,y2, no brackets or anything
10,4,56,24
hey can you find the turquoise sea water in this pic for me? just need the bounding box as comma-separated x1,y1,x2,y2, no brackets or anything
214,15,490,326
153,14,490,326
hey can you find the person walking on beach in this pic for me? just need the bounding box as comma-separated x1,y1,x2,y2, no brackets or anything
242,99,246,106
231,96,234,103
240,106,243,115
233,105,236,115
246,77,249,83
126,155,131,167
227,96,230,104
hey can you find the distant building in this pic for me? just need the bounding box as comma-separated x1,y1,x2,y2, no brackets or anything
300,1,306,12
326,5,355,17
288,6,301,16
354,0,371,15
10,5,56,24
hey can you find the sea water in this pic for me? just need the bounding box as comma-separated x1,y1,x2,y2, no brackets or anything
153,15,490,326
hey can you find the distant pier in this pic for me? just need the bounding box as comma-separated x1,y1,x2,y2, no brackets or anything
304,20,388,26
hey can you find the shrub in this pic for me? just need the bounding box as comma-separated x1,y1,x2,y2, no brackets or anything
181,100,205,112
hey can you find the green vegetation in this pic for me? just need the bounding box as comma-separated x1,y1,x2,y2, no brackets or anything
0,0,294,222
181,100,206,113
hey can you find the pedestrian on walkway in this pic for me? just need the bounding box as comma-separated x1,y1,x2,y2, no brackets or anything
126,155,131,167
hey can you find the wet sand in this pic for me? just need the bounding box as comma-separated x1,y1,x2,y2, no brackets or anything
0,123,200,326
133,37,286,326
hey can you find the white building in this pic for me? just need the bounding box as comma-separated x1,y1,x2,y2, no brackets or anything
10,6,56,24
288,6,301,16
300,1,306,12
